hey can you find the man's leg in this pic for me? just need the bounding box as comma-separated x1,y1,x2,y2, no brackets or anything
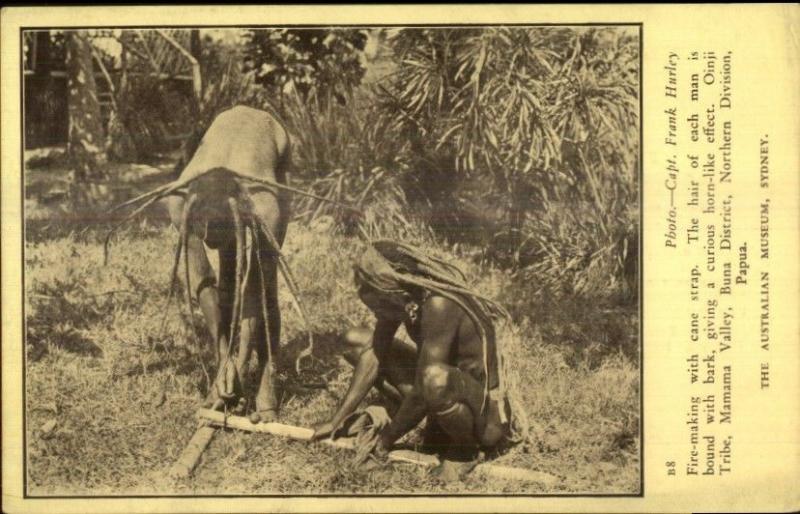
167,196,228,378
210,242,238,404
246,241,281,423
420,364,507,481
167,196,236,407
243,190,284,422
421,364,507,454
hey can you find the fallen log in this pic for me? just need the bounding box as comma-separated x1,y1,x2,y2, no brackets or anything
196,408,559,485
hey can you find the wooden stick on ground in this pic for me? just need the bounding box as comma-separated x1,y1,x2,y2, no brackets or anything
197,408,440,466
168,424,216,478
196,408,558,485
169,400,225,479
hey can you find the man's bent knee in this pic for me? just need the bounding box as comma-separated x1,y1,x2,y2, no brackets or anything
344,328,371,346
421,364,451,411
342,328,372,365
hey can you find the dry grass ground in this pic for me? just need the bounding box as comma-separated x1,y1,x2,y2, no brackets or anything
24,165,639,495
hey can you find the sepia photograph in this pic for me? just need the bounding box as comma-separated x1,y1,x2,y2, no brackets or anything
20,24,641,496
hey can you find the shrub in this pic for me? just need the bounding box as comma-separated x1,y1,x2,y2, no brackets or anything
375,27,639,299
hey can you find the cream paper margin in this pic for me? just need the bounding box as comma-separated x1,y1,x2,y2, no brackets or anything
1,4,797,513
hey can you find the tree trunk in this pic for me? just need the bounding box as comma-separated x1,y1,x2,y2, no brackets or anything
34,31,52,74
26,32,54,148
107,32,140,163
65,30,108,205
190,29,202,95
170,29,204,177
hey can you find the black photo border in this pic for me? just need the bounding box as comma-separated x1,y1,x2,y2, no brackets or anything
19,21,644,500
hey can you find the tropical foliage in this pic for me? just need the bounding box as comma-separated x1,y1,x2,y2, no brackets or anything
243,29,368,105
373,27,638,296
26,26,639,298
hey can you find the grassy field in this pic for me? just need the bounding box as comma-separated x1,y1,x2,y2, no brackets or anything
24,165,639,495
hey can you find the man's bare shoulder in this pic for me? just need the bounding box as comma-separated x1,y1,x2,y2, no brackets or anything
422,294,463,320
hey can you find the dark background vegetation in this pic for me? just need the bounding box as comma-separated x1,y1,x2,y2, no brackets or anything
23,26,640,494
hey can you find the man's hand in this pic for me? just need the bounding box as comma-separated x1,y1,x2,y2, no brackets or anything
310,420,337,441
213,359,239,400
352,433,391,470
202,360,246,413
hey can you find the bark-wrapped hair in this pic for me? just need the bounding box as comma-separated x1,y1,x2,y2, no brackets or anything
105,167,360,376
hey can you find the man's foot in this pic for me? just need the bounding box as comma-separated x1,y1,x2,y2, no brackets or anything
252,364,279,423
203,388,227,409
204,359,241,405
203,396,225,412
430,446,481,482
249,408,277,424
231,397,247,416
430,458,480,483
203,362,244,413
203,390,246,416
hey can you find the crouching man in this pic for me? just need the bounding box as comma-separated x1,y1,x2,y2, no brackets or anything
312,240,516,477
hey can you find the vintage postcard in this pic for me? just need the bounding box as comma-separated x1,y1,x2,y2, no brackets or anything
1,4,797,513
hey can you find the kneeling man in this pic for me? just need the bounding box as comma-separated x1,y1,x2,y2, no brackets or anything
313,240,514,470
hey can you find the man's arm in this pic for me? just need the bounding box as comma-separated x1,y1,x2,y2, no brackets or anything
378,297,460,449
312,318,400,438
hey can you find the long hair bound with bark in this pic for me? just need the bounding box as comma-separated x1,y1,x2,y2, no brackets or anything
103,167,360,378
353,239,529,444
